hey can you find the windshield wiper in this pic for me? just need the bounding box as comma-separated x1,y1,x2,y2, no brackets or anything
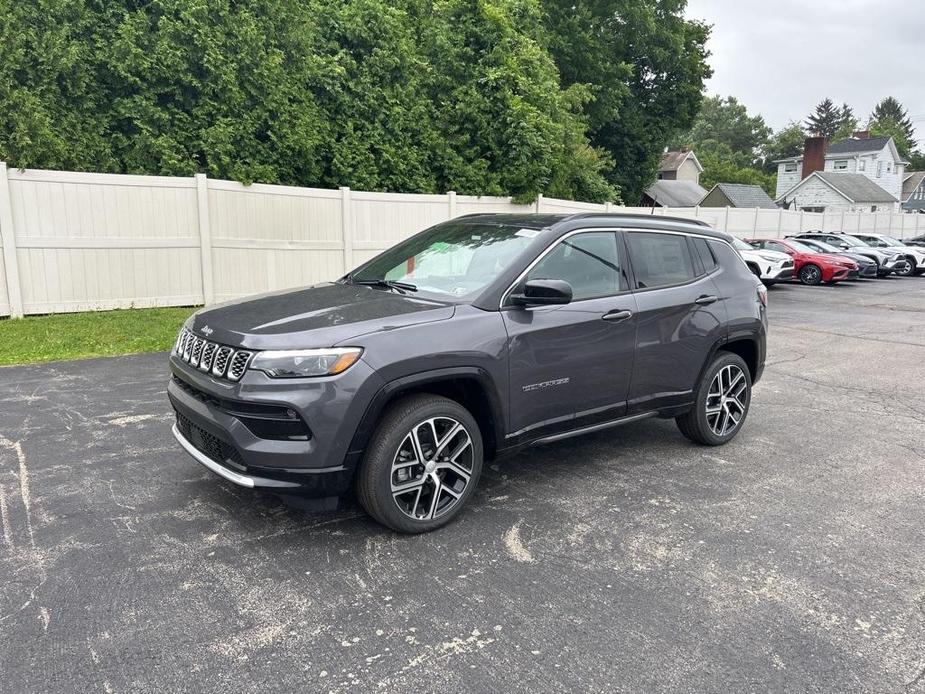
346,277,418,294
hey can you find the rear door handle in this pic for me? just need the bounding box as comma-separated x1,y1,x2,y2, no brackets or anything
695,295,718,306
602,309,633,322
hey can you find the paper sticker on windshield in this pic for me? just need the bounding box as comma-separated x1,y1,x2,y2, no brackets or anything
515,228,540,239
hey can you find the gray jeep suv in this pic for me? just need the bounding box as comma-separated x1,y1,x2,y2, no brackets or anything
169,213,767,532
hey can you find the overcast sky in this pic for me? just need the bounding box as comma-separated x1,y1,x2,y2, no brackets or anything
685,0,925,145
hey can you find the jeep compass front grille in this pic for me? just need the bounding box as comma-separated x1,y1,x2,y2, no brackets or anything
174,328,253,382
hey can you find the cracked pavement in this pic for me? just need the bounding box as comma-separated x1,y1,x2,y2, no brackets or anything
1,276,924,693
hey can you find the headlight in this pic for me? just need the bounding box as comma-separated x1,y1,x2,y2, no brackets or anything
758,253,781,262
250,348,363,378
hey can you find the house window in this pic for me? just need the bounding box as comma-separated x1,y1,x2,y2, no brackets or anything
877,162,883,177
858,159,866,171
801,206,825,213
783,162,798,173
886,162,892,173
834,160,848,170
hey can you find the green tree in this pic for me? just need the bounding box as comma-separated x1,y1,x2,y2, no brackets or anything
696,140,775,196
805,98,844,139
870,97,916,145
830,103,859,142
542,0,712,203
676,95,771,160
761,122,805,172
425,0,617,202
0,0,618,203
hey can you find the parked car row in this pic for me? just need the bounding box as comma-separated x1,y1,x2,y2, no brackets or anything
734,231,925,286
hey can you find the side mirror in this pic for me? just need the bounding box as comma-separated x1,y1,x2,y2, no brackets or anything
510,279,573,306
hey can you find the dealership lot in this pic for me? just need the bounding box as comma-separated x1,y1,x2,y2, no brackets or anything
1,278,923,693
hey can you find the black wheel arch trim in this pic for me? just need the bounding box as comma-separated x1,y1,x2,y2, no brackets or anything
697,332,763,391
345,366,507,467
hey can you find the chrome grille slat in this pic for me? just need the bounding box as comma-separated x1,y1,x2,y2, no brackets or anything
212,346,233,378
172,328,252,383
199,342,217,372
227,351,253,382
191,337,206,367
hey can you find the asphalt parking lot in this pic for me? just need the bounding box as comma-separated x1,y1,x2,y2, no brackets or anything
1,277,924,694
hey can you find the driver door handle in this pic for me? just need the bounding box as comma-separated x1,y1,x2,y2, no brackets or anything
695,295,719,306
602,309,633,322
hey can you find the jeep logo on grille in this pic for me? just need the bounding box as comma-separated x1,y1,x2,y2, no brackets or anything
200,325,214,336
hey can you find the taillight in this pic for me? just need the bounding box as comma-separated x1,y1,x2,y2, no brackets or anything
757,284,767,307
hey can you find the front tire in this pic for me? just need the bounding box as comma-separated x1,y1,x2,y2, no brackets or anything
356,394,483,533
896,259,917,277
676,352,752,446
799,264,823,285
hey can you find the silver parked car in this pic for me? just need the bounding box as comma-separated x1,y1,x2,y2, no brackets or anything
791,232,908,277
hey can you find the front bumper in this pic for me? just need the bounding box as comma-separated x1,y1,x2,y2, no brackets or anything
168,355,383,496
857,264,878,278
760,263,795,282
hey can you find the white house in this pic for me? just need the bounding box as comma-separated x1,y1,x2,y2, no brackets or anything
774,133,906,213
776,171,899,213
777,131,908,208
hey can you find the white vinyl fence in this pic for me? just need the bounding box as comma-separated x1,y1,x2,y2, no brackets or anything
1,162,923,317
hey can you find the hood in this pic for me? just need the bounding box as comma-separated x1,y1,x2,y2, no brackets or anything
885,245,925,258
838,252,872,265
848,245,888,258
747,248,790,261
187,283,456,350
798,252,850,266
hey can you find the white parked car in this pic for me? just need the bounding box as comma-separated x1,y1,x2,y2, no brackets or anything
731,238,794,286
850,233,925,276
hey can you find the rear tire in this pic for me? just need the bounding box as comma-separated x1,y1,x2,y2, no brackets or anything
676,352,752,446
356,394,483,533
799,264,823,285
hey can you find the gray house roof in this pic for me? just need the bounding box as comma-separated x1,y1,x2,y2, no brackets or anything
659,150,703,173
826,136,891,155
643,180,708,207
815,172,898,202
703,183,776,209
778,171,898,204
902,172,925,201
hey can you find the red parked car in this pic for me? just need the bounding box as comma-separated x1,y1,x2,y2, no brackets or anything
744,238,858,286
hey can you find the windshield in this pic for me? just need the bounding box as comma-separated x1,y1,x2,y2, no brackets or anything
839,235,870,247
348,222,539,299
877,235,903,246
732,238,753,251
804,240,838,252
786,240,815,254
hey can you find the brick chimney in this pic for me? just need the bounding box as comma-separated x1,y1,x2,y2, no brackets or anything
852,130,870,140
802,135,827,180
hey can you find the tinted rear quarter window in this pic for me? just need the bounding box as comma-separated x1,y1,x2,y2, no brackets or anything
691,237,717,273
627,232,696,289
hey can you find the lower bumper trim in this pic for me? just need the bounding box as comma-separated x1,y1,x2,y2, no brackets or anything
173,423,257,488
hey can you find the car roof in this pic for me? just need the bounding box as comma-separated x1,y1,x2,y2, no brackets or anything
453,212,731,242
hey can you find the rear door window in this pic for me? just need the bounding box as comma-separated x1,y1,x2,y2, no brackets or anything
627,232,697,289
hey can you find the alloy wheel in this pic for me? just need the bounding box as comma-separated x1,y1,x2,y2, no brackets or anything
390,417,474,520
800,265,821,284
705,365,748,437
